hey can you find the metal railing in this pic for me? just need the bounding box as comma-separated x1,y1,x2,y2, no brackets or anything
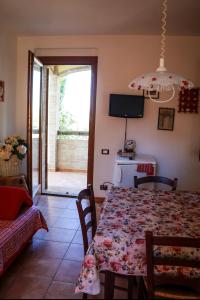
32,129,89,137
57,130,89,137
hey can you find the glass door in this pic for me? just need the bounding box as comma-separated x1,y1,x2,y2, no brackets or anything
32,61,41,195
27,51,48,197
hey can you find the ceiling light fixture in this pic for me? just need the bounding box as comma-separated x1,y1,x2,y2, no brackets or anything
128,0,193,103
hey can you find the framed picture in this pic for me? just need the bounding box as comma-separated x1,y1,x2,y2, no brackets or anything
0,81,4,102
157,107,175,131
143,90,159,100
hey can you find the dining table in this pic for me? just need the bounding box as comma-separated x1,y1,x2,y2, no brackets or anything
75,186,200,296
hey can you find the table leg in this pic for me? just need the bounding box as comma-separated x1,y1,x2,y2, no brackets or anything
104,271,115,299
128,276,136,299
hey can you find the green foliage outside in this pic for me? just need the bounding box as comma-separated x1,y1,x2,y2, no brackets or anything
58,77,75,140
58,75,89,141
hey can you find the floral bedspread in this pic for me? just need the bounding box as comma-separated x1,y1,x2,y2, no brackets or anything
75,187,200,295
0,206,48,275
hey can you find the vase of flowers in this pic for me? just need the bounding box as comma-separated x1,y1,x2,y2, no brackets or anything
0,135,28,176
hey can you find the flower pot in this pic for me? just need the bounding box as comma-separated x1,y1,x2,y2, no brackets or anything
0,155,22,177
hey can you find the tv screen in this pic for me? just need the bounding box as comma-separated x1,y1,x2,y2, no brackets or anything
109,94,144,118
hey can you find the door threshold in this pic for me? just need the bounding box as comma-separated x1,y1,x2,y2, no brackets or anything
42,190,78,198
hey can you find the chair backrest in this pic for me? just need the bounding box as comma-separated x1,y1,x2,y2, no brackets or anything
76,184,97,255
134,175,178,191
145,231,200,299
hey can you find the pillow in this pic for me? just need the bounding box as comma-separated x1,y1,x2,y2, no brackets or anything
0,186,33,220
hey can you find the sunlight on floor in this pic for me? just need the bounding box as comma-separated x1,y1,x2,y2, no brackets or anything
47,171,87,195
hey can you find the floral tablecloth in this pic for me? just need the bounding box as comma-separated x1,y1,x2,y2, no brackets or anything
75,187,200,295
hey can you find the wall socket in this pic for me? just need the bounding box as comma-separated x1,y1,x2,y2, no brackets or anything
101,149,109,155
100,184,108,190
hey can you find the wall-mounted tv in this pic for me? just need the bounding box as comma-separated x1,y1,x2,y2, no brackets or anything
109,94,144,118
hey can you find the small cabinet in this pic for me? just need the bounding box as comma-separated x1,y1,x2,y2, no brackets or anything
113,154,156,187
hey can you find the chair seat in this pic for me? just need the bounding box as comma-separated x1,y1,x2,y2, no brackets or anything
154,265,200,279
144,278,200,299
154,284,200,299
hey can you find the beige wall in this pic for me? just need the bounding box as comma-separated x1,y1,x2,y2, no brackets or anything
0,33,17,138
16,35,200,195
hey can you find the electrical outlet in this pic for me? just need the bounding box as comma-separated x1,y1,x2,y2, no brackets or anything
100,184,108,190
101,149,109,155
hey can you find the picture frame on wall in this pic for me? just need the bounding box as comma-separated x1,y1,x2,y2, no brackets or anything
0,81,4,102
143,90,160,99
157,107,175,131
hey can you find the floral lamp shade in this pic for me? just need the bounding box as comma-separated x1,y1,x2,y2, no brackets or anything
129,71,193,92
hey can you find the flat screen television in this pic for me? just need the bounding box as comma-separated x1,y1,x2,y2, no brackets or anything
109,94,144,118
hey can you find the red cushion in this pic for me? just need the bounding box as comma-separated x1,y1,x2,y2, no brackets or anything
0,186,33,220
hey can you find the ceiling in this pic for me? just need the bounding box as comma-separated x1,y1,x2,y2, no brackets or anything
0,0,199,36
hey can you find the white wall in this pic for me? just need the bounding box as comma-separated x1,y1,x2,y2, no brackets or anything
16,35,200,195
0,33,17,138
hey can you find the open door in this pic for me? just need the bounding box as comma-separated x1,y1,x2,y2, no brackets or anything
38,56,97,197
27,51,48,197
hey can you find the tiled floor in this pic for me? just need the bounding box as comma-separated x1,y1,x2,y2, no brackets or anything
0,195,130,299
47,171,87,196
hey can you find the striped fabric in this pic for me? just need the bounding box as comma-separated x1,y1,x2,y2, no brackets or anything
0,206,48,275
137,163,154,175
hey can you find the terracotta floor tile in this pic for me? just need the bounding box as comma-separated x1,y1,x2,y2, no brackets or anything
65,209,79,219
45,281,82,299
27,240,70,259
54,260,82,283
34,227,76,243
44,215,58,227
41,207,69,217
64,243,84,262
34,195,49,206
65,200,77,210
17,257,61,278
38,199,70,209
0,275,51,299
54,217,80,230
72,230,83,244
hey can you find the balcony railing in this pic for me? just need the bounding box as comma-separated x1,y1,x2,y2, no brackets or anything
57,130,89,136
33,129,89,136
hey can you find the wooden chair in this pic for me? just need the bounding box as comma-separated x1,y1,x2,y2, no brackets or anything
76,184,97,255
134,175,178,191
143,231,200,299
76,185,136,299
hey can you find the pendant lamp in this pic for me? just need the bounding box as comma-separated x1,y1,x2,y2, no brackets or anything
128,0,193,103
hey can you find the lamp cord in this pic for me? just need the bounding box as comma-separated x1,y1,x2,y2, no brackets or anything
160,0,167,60
124,118,127,151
